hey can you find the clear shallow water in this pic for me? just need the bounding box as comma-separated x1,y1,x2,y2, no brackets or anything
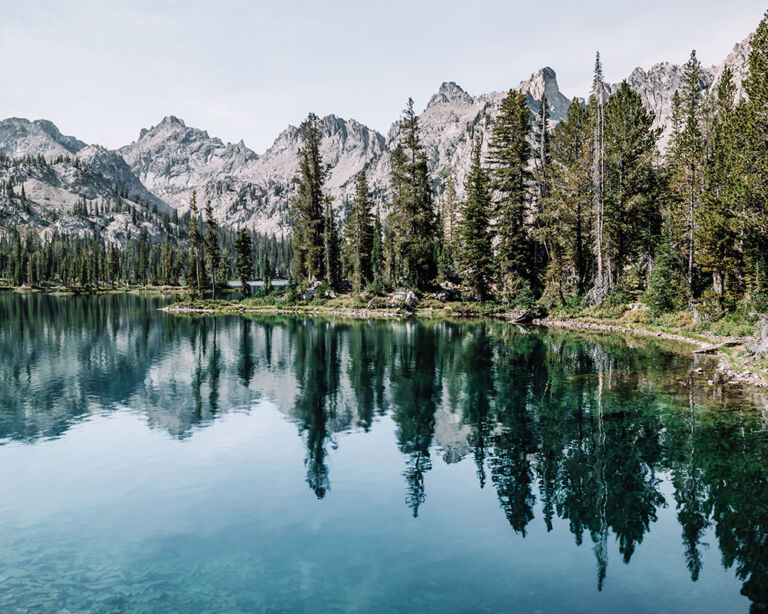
0,293,766,613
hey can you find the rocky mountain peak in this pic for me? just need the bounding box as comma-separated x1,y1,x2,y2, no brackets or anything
517,67,572,121
428,82,474,108
0,117,86,159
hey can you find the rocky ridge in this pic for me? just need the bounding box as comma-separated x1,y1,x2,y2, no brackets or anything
0,32,755,242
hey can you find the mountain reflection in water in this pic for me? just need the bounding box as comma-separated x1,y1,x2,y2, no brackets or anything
1,292,767,612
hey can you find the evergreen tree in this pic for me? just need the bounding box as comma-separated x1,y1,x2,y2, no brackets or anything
291,113,326,283
187,191,203,295
542,100,593,300
667,50,706,296
439,175,459,281
645,224,688,313
488,89,533,298
234,228,254,297
343,171,374,291
137,228,149,285
591,51,608,299
699,67,741,304
458,139,494,300
323,198,341,291
204,200,221,299
740,10,768,303
371,209,384,286
388,98,437,288
107,243,119,286
602,82,661,292
532,94,551,283
262,249,272,294
160,240,174,285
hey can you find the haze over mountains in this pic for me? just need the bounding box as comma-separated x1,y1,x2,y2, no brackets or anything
0,33,754,243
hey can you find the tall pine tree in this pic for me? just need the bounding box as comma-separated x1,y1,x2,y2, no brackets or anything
343,171,374,291
488,89,533,298
458,139,494,300
388,98,437,288
291,113,326,283
235,228,254,297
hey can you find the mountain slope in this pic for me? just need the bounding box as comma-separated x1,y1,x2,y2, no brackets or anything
0,31,755,240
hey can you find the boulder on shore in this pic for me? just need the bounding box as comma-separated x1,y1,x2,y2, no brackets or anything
390,290,419,310
300,281,322,301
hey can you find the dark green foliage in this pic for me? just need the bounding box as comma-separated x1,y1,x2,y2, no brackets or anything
323,198,341,291
667,51,706,294
698,67,741,305
343,171,374,291
645,228,687,314
602,82,661,291
291,113,327,283
488,89,533,298
541,100,593,301
458,140,494,300
262,250,272,294
740,10,768,303
388,99,437,288
204,200,221,299
235,228,254,297
187,191,203,295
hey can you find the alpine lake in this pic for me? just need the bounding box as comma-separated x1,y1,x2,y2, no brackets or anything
0,292,766,613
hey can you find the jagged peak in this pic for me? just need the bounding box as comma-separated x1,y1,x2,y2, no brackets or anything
160,115,185,127
0,117,86,155
428,82,473,108
518,67,562,99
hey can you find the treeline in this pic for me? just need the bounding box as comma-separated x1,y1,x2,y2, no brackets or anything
0,222,292,290
291,11,768,315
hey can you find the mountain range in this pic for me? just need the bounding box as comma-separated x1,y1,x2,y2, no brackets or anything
0,33,754,243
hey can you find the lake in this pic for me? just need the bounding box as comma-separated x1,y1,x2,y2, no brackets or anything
0,292,766,613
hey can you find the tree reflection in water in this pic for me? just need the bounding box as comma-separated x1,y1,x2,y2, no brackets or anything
0,292,767,609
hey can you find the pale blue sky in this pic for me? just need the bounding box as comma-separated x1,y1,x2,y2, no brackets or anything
1,1,765,151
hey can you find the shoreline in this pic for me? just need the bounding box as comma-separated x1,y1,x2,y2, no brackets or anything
161,301,768,389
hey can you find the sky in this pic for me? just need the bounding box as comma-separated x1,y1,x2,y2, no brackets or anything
1,1,765,152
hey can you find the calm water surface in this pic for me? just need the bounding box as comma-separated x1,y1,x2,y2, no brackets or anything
0,292,766,613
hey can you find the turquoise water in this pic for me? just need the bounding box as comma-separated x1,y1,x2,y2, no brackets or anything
0,293,766,613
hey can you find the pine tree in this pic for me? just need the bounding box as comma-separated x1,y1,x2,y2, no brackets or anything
532,93,551,287
137,228,149,285
343,171,374,291
667,50,706,297
698,67,741,304
234,228,254,297
204,200,221,299
323,198,341,291
107,244,119,286
740,10,768,303
160,240,173,285
458,139,494,300
602,82,660,291
371,208,384,286
591,51,608,299
187,191,203,295
488,89,532,298
439,175,459,281
291,113,326,283
262,249,272,294
388,98,437,288
542,100,593,300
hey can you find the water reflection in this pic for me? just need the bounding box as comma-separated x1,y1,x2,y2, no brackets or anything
1,292,767,609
